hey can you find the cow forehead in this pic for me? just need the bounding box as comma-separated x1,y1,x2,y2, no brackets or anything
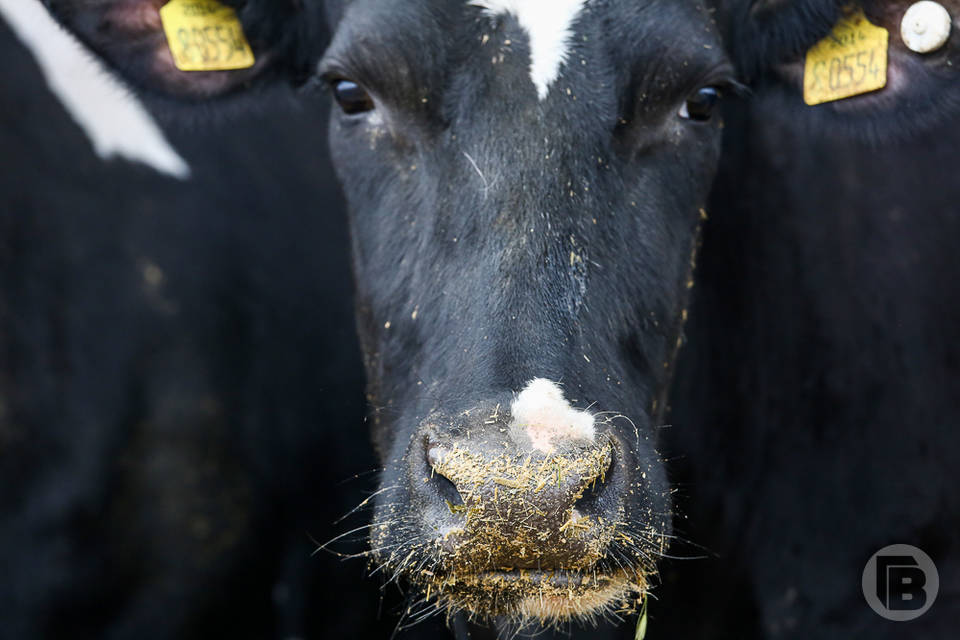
470,0,587,100
326,0,725,108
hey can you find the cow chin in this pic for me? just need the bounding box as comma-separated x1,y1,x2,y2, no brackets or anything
409,568,647,627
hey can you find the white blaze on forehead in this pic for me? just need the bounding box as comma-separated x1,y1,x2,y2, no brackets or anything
470,0,587,100
510,378,595,454
0,0,191,179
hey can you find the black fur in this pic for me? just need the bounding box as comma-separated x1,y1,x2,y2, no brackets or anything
0,14,383,640
659,86,960,639
323,0,960,637
717,0,843,79
323,0,728,635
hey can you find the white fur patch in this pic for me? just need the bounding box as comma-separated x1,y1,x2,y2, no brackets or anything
471,0,586,100
510,378,595,454
0,0,191,179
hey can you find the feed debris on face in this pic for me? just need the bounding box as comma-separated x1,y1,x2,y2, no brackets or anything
431,566,646,625
372,428,655,625
430,442,614,564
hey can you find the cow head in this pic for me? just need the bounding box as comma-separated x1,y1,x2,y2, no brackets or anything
37,0,326,102
323,0,960,630
321,0,731,627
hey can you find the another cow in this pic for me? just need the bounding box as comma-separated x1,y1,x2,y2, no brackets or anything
661,3,960,637
0,2,382,638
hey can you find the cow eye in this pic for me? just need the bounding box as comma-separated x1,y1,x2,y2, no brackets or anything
331,79,374,115
679,86,720,121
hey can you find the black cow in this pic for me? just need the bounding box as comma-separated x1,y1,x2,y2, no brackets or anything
0,2,384,638
661,3,960,638
321,1,724,635
318,0,960,638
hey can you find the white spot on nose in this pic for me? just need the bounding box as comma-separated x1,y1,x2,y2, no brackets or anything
509,378,595,454
901,1,952,54
470,0,587,100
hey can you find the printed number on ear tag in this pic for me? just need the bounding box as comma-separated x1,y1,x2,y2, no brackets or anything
804,9,888,105
159,0,255,71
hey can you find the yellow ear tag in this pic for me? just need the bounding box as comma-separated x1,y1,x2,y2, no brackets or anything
159,0,256,72
803,9,888,105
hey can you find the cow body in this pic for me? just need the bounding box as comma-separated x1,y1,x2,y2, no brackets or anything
657,4,960,636
0,5,379,638
661,83,960,639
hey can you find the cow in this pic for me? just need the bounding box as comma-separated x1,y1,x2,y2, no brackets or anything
317,0,960,637
318,1,725,635
18,0,960,638
0,2,385,638
660,3,960,637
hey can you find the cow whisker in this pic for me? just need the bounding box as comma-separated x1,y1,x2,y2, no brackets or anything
313,522,381,555
335,467,384,486
335,483,401,524
462,151,492,200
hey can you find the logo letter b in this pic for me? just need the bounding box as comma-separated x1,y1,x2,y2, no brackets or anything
877,555,927,611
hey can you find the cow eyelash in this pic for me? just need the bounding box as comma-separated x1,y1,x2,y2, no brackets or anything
678,78,744,122
679,86,722,121
316,59,377,116
328,77,376,115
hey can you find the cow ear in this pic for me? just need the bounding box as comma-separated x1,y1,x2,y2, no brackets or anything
42,0,327,101
724,0,960,139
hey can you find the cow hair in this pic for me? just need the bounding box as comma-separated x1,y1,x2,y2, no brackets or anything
223,0,329,86
717,0,843,81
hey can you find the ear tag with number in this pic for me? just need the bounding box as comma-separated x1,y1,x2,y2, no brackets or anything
804,10,888,105
159,0,255,72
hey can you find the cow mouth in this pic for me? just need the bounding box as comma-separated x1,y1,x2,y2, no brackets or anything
420,567,645,624
472,568,618,587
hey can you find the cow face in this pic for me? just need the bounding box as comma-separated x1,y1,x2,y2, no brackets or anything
321,0,731,627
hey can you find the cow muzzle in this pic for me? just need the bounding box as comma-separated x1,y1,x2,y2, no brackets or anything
371,400,656,625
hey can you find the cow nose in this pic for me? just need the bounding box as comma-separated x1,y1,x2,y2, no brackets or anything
419,434,619,570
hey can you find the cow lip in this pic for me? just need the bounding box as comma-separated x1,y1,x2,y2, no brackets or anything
424,568,641,622
458,568,616,588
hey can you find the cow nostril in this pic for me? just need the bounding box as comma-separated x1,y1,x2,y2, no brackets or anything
572,449,615,517
425,444,464,510
431,470,464,510
573,476,604,515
